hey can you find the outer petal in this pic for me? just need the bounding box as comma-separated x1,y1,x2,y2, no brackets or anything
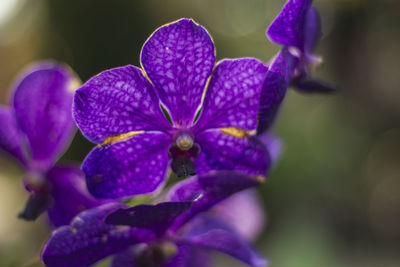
46,165,107,227
194,130,270,176
257,48,295,135
140,18,215,127
193,58,268,133
0,106,27,165
83,132,171,199
168,171,263,231
105,201,193,236
267,0,312,49
179,216,267,267
73,65,171,144
211,190,266,242
304,7,321,53
41,203,156,267
12,62,79,171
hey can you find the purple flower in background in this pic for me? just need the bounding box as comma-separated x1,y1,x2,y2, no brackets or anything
211,189,266,242
73,18,272,199
267,0,335,93
0,62,104,226
42,171,267,267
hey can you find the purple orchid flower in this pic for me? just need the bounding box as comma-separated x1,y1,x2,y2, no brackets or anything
0,62,104,226
267,0,336,93
41,171,267,267
73,18,274,199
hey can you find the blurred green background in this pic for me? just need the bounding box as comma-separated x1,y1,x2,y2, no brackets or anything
1,0,400,266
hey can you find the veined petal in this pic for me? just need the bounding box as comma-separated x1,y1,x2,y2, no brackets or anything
257,48,295,135
41,203,156,267
83,132,171,199
193,58,268,134
140,18,215,127
106,201,193,236
267,0,312,49
12,62,78,171
73,65,171,144
168,171,263,231
179,216,267,267
194,130,270,176
0,106,27,165
46,165,107,227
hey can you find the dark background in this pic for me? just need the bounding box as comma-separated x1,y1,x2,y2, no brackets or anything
0,0,399,266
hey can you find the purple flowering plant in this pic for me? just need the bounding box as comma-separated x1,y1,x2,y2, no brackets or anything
0,0,335,265
267,0,336,93
0,62,104,226
42,171,267,267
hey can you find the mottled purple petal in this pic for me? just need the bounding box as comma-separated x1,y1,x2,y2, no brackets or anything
211,190,266,242
169,171,264,231
194,58,268,133
12,62,79,171
46,165,107,227
73,65,171,144
140,18,215,127
194,130,270,175
42,203,156,267
0,106,27,165
83,132,170,199
106,201,193,236
163,244,212,267
304,7,321,53
267,0,312,49
180,216,267,267
257,48,296,134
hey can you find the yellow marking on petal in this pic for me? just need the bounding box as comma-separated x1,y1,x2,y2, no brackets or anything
199,73,213,107
101,234,108,243
141,68,154,86
70,227,78,234
98,131,145,147
219,127,256,138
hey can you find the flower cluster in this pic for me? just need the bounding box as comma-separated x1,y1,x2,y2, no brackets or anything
0,0,334,266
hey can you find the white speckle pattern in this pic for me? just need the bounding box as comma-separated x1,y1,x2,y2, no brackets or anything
194,130,269,176
141,19,215,127
83,132,171,199
73,65,171,144
42,203,156,267
194,58,268,133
